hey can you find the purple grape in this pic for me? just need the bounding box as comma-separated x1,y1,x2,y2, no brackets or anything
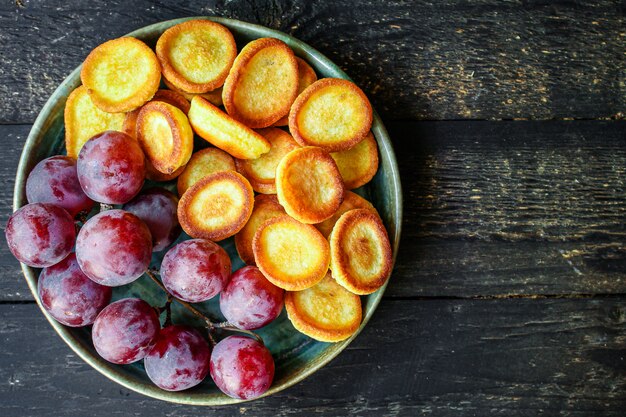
92,298,160,364
26,155,94,217
76,209,152,286
220,266,284,330
77,131,146,204
5,203,75,268
160,239,231,303
37,253,111,327
144,325,211,391
210,335,274,400
123,188,181,252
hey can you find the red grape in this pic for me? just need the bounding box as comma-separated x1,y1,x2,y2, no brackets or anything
77,131,146,204
76,209,152,286
38,253,111,327
160,239,231,303
92,298,160,364
5,203,75,268
144,325,211,391
220,266,284,330
210,335,274,400
123,188,181,252
26,155,94,217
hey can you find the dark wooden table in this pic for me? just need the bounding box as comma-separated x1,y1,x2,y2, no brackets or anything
1,1,624,416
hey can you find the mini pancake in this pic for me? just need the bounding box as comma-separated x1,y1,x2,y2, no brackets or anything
315,191,379,238
235,194,286,265
122,89,190,140
289,78,373,152
285,272,362,342
145,160,186,182
156,19,237,93
253,215,329,290
330,131,379,189
222,37,299,128
64,85,125,158
177,147,236,196
121,109,141,139
235,128,300,194
276,146,344,224
163,78,223,107
330,209,392,295
188,96,270,159
274,57,318,126
151,89,192,113
81,37,160,113
178,170,254,241
136,101,194,174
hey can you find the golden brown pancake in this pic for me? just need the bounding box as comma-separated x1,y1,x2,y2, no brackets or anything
235,194,286,265
136,101,194,174
330,209,392,295
330,131,379,189
64,85,125,158
235,128,300,194
177,147,236,196
253,215,329,290
162,78,224,107
315,191,379,238
274,57,318,126
178,170,254,241
276,146,344,224
156,20,237,93
222,37,299,128
122,89,190,140
289,78,372,152
188,96,271,159
285,272,362,342
81,37,160,113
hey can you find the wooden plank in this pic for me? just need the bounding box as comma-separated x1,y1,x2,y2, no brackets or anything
392,239,626,298
394,120,626,243
1,121,625,300
0,0,623,123
0,125,33,301
1,299,625,416
390,120,626,297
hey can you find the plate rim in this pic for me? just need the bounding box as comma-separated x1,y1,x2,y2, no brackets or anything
13,16,403,405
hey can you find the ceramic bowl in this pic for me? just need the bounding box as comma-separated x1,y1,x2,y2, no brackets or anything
14,17,402,405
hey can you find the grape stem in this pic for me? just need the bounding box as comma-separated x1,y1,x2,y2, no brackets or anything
163,295,173,328
75,210,89,224
206,329,217,348
144,269,264,345
99,203,113,212
153,296,173,327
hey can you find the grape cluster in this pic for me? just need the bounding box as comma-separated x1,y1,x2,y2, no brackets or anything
6,131,281,399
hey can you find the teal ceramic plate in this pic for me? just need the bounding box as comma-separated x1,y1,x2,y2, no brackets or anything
14,17,402,405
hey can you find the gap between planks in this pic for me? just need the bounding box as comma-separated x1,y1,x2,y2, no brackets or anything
3,292,626,306
387,293,626,301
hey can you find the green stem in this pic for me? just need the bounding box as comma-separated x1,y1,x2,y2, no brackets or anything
163,295,173,327
144,269,264,344
99,203,113,212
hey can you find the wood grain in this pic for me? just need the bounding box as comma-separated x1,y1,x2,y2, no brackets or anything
0,125,32,301
1,299,625,416
391,120,626,296
2,121,624,300
2,2,624,414
0,0,623,123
